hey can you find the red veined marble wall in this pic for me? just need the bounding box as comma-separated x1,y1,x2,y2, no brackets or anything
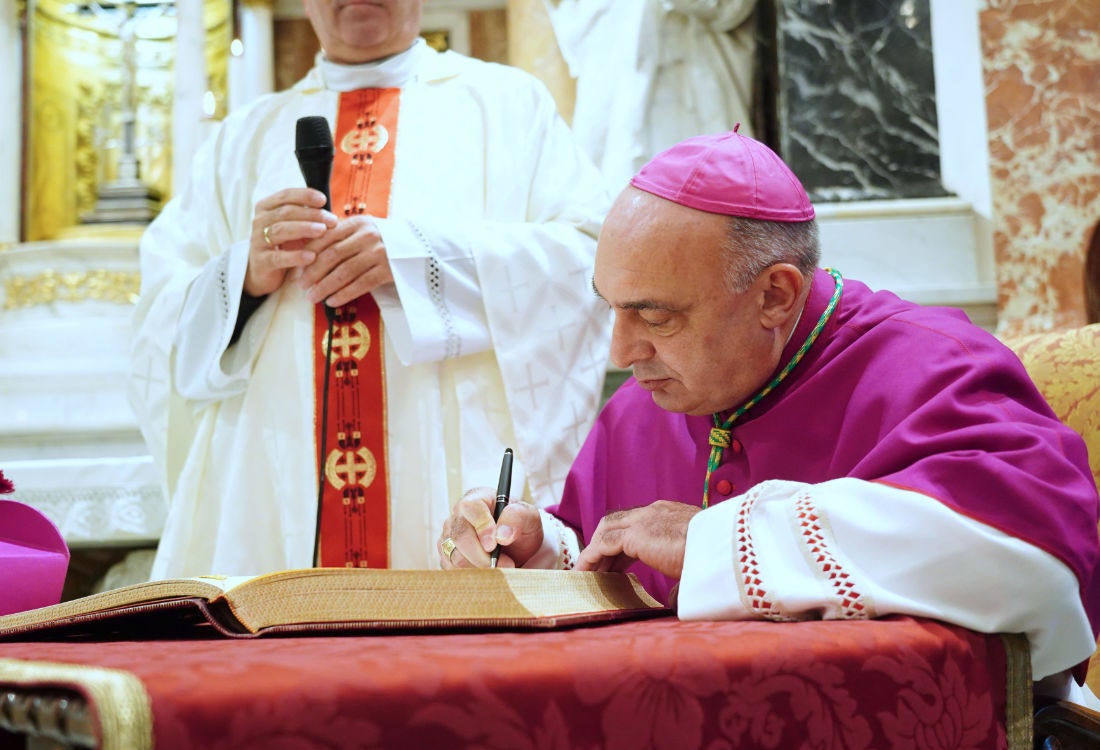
979,0,1100,335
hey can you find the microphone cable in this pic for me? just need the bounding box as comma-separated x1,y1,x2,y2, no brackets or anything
312,304,337,566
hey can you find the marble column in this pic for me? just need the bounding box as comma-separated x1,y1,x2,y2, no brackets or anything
774,0,946,202
0,0,21,243
172,0,209,196
230,0,275,111
506,0,574,123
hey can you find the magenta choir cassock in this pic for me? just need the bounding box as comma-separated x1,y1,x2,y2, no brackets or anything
551,268,1100,685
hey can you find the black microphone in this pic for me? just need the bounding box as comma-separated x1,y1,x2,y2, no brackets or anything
295,116,333,211
298,116,337,567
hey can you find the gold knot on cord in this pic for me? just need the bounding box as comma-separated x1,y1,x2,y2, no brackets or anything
709,428,732,449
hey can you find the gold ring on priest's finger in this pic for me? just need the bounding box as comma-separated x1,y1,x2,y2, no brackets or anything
441,537,457,561
263,225,273,245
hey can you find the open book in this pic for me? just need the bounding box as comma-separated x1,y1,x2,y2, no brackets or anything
0,568,669,639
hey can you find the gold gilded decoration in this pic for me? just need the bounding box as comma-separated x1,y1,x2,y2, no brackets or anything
340,123,390,157
3,269,141,309
325,447,377,491
74,81,107,212
323,320,372,361
421,30,449,53
0,657,153,750
999,633,1032,750
25,0,231,240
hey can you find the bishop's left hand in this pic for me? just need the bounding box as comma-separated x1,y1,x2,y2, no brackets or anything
297,215,394,308
576,500,702,580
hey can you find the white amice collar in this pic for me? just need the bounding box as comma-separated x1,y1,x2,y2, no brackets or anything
783,303,806,349
317,38,429,91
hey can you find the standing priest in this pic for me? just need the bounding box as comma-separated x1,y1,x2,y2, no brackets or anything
130,0,611,577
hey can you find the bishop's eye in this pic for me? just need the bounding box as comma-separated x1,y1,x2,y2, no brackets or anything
638,310,673,328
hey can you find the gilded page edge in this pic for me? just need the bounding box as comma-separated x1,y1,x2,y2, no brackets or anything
229,569,667,630
0,577,228,632
0,656,153,750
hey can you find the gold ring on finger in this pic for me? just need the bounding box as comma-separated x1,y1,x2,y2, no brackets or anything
263,225,273,245
441,537,457,561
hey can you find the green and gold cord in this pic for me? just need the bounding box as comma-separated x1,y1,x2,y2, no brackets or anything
702,268,843,508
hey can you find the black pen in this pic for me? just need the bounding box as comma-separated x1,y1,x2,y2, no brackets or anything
489,448,513,568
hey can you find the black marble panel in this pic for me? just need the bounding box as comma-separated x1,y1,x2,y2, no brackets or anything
774,0,948,201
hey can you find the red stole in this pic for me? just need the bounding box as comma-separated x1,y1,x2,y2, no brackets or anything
313,88,401,567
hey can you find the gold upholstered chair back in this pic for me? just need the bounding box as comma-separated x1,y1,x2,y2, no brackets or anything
1007,324,1100,491
1005,323,1100,696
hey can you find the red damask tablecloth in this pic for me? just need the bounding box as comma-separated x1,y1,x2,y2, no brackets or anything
0,615,1029,750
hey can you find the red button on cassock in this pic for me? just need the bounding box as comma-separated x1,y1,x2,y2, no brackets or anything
730,439,743,454
716,479,733,496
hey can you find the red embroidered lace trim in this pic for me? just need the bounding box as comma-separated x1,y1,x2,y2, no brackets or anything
736,489,791,621
794,493,872,619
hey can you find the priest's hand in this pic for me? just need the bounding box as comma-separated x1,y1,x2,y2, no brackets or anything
576,501,701,579
437,488,544,569
247,188,336,297
298,214,395,308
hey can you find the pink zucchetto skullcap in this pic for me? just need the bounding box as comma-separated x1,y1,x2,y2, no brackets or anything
629,128,815,222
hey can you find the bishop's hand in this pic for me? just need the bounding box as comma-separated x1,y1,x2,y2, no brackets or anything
437,487,544,569
576,500,701,580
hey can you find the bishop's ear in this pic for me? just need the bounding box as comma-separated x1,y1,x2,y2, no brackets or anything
758,264,806,329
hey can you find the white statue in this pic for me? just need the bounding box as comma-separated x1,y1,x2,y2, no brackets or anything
545,0,759,192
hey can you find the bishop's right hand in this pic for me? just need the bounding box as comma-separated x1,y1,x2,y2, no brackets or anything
437,487,544,569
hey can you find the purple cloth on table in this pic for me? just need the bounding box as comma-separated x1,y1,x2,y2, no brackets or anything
552,269,1100,631
0,500,69,615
